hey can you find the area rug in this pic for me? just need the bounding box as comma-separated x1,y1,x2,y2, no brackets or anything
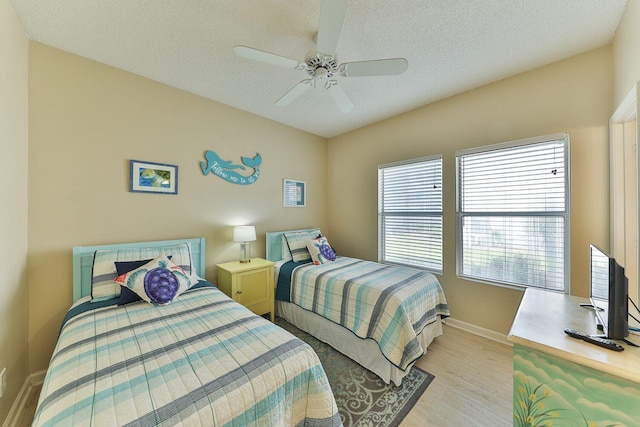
276,318,434,427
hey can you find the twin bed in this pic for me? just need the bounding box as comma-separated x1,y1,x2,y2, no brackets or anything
34,231,449,425
33,238,341,427
266,229,450,386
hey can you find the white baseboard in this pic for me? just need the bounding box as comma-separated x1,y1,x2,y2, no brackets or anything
29,370,46,387
2,370,46,427
444,317,513,347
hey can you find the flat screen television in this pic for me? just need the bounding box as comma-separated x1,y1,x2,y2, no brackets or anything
589,244,628,340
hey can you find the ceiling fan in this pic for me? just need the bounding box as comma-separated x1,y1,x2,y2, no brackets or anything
233,0,408,113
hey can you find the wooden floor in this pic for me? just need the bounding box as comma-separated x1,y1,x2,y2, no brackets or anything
16,324,512,427
401,324,513,426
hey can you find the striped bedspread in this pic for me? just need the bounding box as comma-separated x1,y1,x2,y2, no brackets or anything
33,285,342,427
285,257,450,371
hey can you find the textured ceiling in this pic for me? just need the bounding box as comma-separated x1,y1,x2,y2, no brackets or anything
11,0,628,138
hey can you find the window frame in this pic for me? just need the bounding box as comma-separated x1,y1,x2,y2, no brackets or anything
378,154,443,274
455,133,571,292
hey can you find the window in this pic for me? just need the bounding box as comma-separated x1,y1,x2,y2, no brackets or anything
456,133,569,292
378,155,443,273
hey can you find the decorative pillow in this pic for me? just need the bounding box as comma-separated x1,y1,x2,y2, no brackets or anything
115,257,171,306
281,235,292,261
91,243,196,302
307,237,337,265
117,286,143,306
284,229,321,263
118,276,213,306
115,256,172,276
114,256,199,305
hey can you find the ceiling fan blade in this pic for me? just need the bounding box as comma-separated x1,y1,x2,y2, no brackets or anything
275,80,313,106
326,82,353,113
316,0,347,56
342,58,409,77
234,45,301,69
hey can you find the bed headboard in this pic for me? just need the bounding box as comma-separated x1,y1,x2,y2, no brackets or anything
72,237,206,302
265,229,320,262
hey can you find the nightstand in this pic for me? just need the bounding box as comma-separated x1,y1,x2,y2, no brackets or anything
217,258,275,321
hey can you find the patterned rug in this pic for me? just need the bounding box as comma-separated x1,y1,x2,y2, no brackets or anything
276,318,434,427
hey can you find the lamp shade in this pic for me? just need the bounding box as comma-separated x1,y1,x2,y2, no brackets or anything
233,225,256,242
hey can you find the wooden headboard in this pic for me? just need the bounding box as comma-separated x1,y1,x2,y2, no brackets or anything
265,229,320,262
72,237,206,302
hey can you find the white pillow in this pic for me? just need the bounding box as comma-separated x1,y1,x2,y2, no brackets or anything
307,237,337,265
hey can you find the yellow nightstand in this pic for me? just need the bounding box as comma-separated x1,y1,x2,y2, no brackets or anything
216,258,275,321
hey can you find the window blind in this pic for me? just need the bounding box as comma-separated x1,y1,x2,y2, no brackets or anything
456,134,569,291
378,155,443,272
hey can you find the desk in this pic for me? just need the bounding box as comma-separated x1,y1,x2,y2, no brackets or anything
508,288,640,426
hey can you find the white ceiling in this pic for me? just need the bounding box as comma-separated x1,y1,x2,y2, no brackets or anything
11,0,628,138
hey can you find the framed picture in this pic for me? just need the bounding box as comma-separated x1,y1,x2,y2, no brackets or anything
283,179,306,207
130,160,178,195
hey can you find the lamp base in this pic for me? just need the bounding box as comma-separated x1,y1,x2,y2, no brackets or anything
239,242,252,263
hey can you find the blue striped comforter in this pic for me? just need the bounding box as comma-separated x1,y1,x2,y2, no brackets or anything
284,257,450,371
33,285,342,427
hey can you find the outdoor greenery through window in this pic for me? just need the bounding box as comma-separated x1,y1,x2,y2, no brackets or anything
378,155,443,273
456,133,569,292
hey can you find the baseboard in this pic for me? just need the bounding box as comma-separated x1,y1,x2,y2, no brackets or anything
443,317,513,347
29,370,46,387
2,370,46,427
2,378,30,427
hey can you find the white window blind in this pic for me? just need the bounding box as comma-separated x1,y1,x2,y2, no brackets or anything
378,155,442,273
456,133,569,291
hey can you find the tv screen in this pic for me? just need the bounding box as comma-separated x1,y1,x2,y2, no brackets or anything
589,244,628,340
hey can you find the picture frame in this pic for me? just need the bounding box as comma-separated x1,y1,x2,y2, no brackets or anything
283,179,306,207
129,160,178,195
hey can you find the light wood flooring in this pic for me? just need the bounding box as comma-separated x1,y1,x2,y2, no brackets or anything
16,324,512,427
401,324,513,426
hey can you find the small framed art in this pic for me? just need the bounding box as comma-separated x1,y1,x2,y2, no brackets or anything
283,179,306,207
130,160,178,195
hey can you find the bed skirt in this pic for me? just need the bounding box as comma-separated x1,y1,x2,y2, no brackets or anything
276,300,443,386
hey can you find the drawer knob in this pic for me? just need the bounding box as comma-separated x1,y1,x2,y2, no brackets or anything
237,290,242,294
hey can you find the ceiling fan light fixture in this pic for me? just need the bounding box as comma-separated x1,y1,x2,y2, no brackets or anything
315,67,329,80
233,0,407,113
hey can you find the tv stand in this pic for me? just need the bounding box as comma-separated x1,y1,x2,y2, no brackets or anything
595,314,604,330
509,288,640,425
578,301,605,330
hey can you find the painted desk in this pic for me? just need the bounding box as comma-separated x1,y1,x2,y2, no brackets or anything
507,288,640,426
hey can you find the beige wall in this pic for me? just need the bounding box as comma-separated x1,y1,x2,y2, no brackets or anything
0,0,29,422
27,43,328,372
613,0,640,105
19,0,640,392
328,47,613,335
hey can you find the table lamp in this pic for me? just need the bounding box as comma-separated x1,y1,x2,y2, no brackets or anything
233,225,256,263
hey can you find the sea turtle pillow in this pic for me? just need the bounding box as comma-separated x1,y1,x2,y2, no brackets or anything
114,255,199,305
306,237,337,265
